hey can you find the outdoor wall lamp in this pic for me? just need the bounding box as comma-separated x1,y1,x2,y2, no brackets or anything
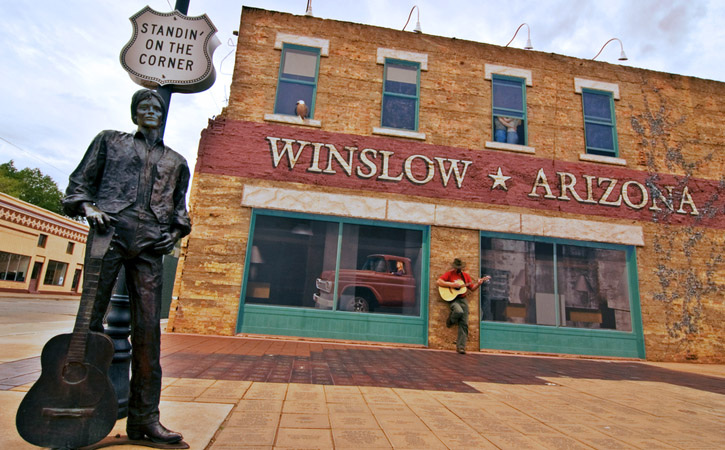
593,37,628,61
403,5,422,33
505,23,533,50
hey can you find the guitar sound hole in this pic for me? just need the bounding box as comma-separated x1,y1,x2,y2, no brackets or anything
62,362,88,384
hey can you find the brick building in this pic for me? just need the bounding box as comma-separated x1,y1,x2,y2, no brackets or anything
0,192,88,297
167,7,725,362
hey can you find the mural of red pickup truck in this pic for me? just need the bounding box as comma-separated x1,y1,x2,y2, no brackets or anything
313,254,417,313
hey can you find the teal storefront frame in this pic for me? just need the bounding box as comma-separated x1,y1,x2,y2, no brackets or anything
237,209,430,345
479,231,646,359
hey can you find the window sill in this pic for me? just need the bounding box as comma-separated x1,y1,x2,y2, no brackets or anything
578,153,627,166
485,141,535,154
372,127,426,140
264,113,321,128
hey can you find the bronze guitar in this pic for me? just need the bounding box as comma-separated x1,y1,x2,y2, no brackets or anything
16,228,118,449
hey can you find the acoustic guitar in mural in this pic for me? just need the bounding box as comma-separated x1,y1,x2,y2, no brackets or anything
16,228,118,449
439,276,491,301
439,280,467,301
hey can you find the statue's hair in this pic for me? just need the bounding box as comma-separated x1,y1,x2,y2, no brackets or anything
130,89,167,125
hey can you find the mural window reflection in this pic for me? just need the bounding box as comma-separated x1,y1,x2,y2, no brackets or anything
245,212,424,316
480,235,632,331
492,74,527,145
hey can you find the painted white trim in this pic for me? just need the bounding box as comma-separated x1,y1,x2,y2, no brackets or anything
574,78,620,99
376,48,428,70
264,113,322,128
372,127,426,140
241,185,645,247
274,33,329,56
484,64,533,86
578,153,627,166
485,141,536,154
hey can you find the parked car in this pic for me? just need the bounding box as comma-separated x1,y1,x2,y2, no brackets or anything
313,254,416,312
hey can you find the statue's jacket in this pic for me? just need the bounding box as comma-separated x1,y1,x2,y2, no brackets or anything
63,130,191,237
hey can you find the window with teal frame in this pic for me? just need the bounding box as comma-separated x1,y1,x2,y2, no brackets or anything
582,88,618,157
480,234,634,332
244,211,426,317
273,43,320,117
492,74,527,145
381,58,420,131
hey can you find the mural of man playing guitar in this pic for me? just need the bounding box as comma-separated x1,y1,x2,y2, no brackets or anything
437,258,490,354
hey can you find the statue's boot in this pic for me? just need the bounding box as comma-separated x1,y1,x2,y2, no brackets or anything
127,421,183,444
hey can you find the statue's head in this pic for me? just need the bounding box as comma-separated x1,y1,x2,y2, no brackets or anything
130,89,167,128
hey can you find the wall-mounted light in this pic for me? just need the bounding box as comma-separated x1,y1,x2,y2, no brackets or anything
505,23,533,50
403,5,422,33
592,37,628,61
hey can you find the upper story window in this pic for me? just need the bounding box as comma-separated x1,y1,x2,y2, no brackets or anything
582,89,617,156
374,48,427,140
575,78,624,164
66,242,75,255
381,59,420,131
485,65,534,154
274,43,321,118
266,33,329,128
37,234,47,248
492,74,527,145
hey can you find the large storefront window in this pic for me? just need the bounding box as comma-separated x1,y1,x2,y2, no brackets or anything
245,213,424,317
43,260,68,286
0,251,31,282
481,236,632,331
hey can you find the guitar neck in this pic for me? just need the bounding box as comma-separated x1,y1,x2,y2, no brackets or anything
66,257,103,363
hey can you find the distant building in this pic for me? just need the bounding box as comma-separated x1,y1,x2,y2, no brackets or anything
167,7,725,362
0,192,88,297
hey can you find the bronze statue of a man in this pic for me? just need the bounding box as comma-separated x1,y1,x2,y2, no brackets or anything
63,89,191,444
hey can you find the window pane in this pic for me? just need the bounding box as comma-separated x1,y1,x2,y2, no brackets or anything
557,245,631,331
585,122,615,152
246,215,339,309
274,81,314,115
385,64,417,95
338,224,422,316
583,91,612,121
282,48,318,80
382,95,416,130
480,238,555,325
492,78,523,112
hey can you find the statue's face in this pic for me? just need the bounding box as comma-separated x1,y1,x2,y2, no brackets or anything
135,97,164,129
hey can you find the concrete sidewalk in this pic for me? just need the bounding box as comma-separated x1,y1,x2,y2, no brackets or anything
1,298,724,449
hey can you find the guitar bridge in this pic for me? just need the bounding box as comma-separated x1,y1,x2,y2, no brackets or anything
42,407,96,418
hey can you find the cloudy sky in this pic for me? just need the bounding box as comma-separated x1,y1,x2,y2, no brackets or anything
1,0,722,191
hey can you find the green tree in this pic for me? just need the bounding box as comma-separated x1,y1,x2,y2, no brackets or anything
0,160,65,215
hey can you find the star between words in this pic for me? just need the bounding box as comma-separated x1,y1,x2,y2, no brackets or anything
266,137,699,216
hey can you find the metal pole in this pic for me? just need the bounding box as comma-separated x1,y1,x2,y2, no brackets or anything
157,0,190,137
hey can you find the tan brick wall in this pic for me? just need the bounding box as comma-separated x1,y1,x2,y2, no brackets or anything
172,7,725,362
637,223,725,362
428,226,481,352
168,173,250,335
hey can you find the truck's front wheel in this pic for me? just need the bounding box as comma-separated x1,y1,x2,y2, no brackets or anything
348,296,371,312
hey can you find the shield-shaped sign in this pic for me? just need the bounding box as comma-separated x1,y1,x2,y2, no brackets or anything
120,6,221,93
